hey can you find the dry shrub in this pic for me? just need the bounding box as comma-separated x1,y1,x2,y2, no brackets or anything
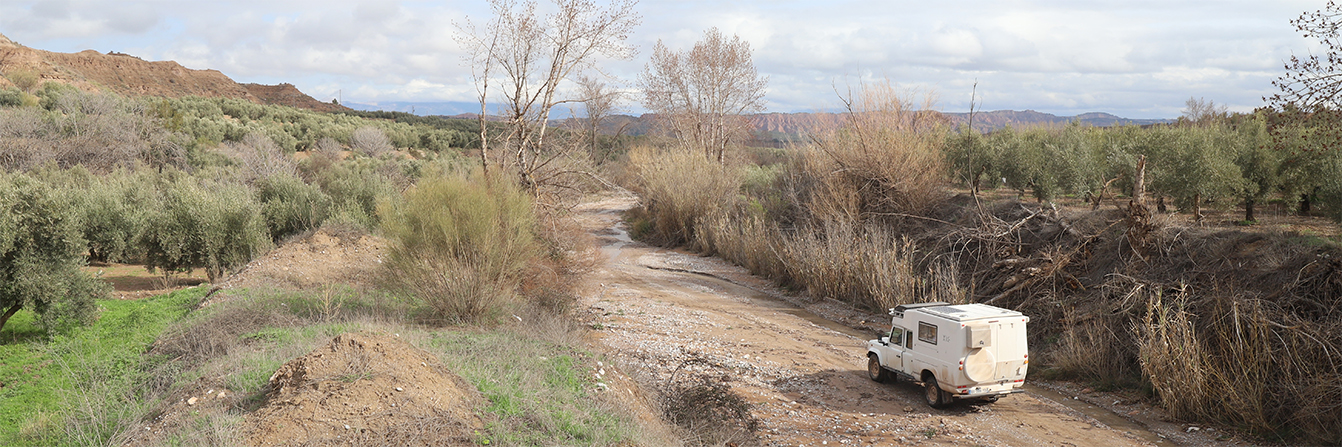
151,297,305,364
626,145,741,245
797,79,948,224
0,90,185,172
350,126,393,158
225,132,297,184
662,375,759,446
1136,286,1342,443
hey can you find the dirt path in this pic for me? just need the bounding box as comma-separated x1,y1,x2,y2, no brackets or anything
576,193,1166,447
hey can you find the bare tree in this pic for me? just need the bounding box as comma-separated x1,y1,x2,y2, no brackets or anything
640,27,768,164
575,74,624,164
1181,97,1228,126
456,0,640,192
1271,1,1342,109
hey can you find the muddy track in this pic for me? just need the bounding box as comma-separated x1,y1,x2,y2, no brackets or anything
576,193,1172,446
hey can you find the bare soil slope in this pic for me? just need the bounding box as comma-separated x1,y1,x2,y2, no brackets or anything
244,331,482,446
0,32,347,112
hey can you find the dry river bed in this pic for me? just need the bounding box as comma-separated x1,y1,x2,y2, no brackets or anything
575,193,1256,447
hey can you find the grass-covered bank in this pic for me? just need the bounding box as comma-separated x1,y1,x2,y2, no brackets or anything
0,287,206,445
0,285,662,446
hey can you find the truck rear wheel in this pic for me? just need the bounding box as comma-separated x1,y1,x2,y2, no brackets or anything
924,375,952,408
867,354,892,383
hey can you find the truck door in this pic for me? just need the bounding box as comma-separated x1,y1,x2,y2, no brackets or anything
884,326,907,370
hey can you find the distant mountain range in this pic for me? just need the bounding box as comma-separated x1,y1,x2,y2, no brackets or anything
345,102,1171,138
942,110,1173,133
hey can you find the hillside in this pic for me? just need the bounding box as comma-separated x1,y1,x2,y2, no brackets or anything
0,32,346,112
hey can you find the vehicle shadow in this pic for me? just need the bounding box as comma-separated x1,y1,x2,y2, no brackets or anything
771,368,995,417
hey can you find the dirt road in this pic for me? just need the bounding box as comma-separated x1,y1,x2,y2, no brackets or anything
577,194,1167,447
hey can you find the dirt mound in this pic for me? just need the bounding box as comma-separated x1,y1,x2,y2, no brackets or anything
244,331,482,446
207,229,386,305
243,83,347,113
0,34,348,112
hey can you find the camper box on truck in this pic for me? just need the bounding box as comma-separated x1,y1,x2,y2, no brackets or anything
865,302,1030,408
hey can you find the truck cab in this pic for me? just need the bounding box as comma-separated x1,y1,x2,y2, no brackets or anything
866,302,1029,408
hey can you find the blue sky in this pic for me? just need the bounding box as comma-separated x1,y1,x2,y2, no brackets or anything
0,0,1323,118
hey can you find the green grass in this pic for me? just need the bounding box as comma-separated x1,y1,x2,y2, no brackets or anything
428,331,632,446
1,286,645,446
0,286,206,446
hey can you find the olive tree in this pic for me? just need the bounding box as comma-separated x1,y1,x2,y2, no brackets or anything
0,174,107,333
139,178,271,283
640,27,768,163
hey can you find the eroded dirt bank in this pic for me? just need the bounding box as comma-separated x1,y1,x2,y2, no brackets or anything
575,193,1219,447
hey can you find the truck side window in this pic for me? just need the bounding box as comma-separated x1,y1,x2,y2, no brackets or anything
905,331,913,348
890,327,904,344
918,322,938,345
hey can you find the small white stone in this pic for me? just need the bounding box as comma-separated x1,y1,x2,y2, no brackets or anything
395,387,403,392
344,424,351,430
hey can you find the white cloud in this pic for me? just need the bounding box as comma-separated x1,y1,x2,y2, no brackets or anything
0,0,1327,117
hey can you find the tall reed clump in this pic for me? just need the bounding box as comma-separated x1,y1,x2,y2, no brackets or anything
1136,286,1342,443
630,81,959,313
625,145,742,245
378,169,543,324
797,80,948,224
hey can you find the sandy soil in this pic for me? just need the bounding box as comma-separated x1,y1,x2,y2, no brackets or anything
574,192,1251,447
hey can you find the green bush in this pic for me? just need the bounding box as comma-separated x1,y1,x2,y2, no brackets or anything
257,173,331,241
139,177,271,282
379,170,541,324
316,159,402,230
0,173,108,334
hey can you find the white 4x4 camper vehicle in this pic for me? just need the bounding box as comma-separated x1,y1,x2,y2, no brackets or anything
866,302,1030,408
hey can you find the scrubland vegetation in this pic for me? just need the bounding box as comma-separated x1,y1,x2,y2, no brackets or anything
627,82,1342,444
0,75,675,445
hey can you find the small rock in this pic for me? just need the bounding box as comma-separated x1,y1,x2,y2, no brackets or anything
217,391,226,399
903,406,914,413
344,424,351,430
1187,427,1201,433
187,397,198,406
395,387,403,392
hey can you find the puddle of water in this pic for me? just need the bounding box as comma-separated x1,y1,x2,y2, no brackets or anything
1025,384,1169,446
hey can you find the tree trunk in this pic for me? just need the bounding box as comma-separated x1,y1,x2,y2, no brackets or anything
1193,193,1204,223
1157,195,1167,213
1300,193,1312,215
1245,198,1256,223
1132,155,1146,206
0,303,22,333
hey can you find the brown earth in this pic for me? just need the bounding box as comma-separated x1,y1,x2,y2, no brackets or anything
0,32,347,112
205,229,387,307
244,331,482,446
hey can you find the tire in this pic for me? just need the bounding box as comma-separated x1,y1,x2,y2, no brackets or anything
867,354,892,383
924,374,951,408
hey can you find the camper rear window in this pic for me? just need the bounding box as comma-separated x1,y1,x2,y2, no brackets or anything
918,322,938,345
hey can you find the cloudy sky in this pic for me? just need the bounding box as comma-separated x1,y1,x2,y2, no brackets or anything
0,0,1324,118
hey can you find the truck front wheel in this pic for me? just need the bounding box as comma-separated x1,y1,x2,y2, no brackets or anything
867,354,892,383
924,375,952,408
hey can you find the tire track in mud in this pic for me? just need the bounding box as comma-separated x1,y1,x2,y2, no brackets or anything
576,194,1162,447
